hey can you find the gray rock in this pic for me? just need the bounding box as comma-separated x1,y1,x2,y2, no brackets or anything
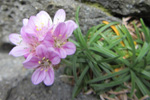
0,51,31,100
0,0,121,43
0,51,98,100
0,53,28,81
5,68,98,100
84,0,150,18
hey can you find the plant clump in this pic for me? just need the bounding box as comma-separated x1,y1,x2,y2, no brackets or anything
64,7,150,99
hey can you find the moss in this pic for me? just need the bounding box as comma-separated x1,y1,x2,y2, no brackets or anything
84,2,112,16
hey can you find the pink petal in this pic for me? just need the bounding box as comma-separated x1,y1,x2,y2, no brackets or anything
65,20,78,39
53,9,66,24
24,53,35,62
62,42,76,55
21,28,38,44
36,11,52,26
31,67,46,85
9,45,29,57
26,12,51,41
20,27,29,42
23,18,28,26
44,67,54,86
36,45,47,58
53,23,66,39
48,48,61,65
56,48,66,59
9,34,22,45
24,16,37,34
23,56,39,69
42,34,54,47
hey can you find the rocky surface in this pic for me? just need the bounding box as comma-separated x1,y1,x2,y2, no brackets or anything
0,46,98,100
6,71,98,100
84,0,150,19
0,68,98,100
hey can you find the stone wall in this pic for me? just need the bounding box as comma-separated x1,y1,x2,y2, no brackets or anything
84,0,150,19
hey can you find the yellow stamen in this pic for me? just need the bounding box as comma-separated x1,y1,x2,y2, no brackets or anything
41,68,43,71
45,69,48,72
38,61,41,64
42,57,45,60
63,42,66,45
59,34,62,36
41,22,44,25
36,28,39,31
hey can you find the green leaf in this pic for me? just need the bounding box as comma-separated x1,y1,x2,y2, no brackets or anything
90,44,130,66
98,56,120,63
141,70,150,79
89,22,119,45
135,42,150,63
91,75,130,91
121,25,136,63
72,66,89,99
135,75,150,96
130,70,136,97
72,84,82,100
68,39,80,47
107,36,126,49
87,68,129,83
85,24,104,42
74,7,87,49
140,18,150,43
88,61,101,77
72,56,78,82
133,22,141,39
100,65,111,74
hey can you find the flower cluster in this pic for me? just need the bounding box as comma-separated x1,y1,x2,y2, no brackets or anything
9,9,78,86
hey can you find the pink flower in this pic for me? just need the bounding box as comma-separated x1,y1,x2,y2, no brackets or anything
9,33,30,57
23,45,60,85
53,9,66,25
9,29,42,62
9,9,68,61
22,11,52,41
22,9,66,41
44,21,78,58
9,9,78,86
9,14,50,61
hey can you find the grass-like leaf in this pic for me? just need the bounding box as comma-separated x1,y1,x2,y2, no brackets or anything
87,68,129,83
72,55,78,82
140,18,150,43
135,42,150,64
135,75,150,96
91,75,130,91
130,70,136,97
120,25,136,64
89,22,119,45
72,66,89,99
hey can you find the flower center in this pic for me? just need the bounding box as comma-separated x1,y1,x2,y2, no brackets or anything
38,57,51,67
36,23,44,31
54,39,66,48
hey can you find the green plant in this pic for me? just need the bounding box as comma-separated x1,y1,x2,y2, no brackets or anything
64,7,150,99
